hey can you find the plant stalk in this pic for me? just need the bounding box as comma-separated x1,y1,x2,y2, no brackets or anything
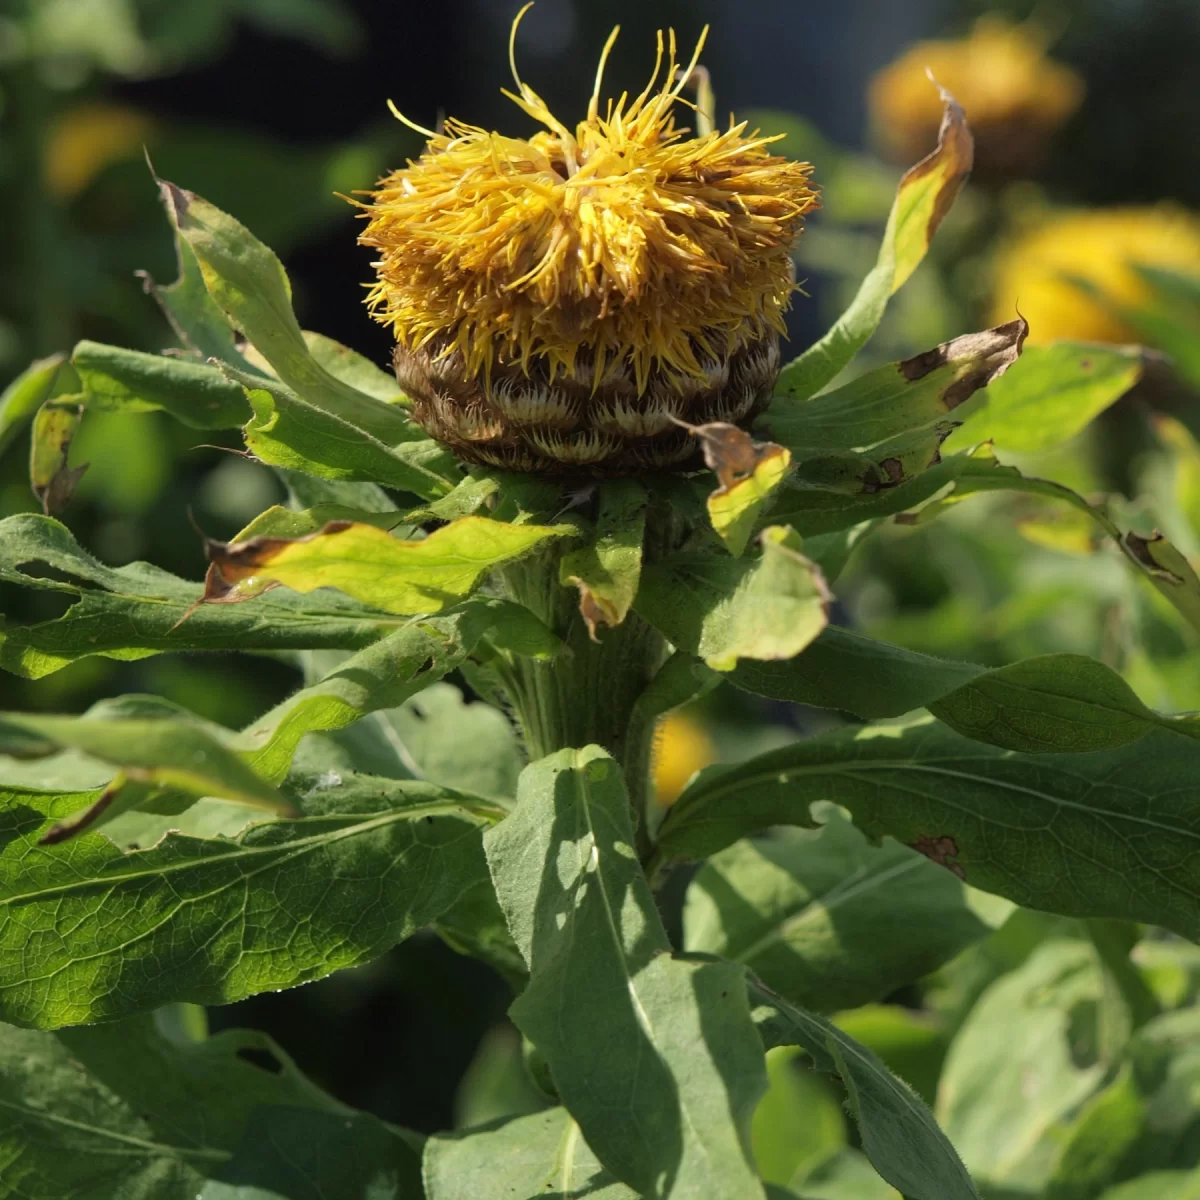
497,550,669,860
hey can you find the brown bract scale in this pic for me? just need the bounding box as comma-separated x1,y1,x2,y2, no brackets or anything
356,16,818,474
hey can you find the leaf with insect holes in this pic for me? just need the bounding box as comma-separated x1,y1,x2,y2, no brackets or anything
776,87,973,401
201,516,573,616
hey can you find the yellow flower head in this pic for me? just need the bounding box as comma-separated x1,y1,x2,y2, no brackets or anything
869,17,1082,181
357,10,818,474
991,207,1200,344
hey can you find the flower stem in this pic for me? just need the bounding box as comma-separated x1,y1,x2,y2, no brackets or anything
498,551,668,859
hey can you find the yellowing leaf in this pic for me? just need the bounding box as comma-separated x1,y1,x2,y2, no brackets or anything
707,441,792,556
675,419,793,556
889,84,974,292
205,517,572,616
636,526,832,672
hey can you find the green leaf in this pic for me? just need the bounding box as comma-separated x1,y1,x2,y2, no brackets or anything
636,526,830,670
0,1014,421,1198
0,354,66,459
751,1045,846,1186
0,773,499,1027
776,91,973,401
558,480,646,637
936,939,1108,1192
148,193,257,367
300,329,404,405
944,342,1143,455
233,606,519,783
728,626,981,718
0,709,288,821
1099,1174,1200,1200
927,654,1200,753
0,513,401,679
202,1106,424,1199
1043,1065,1145,1200
887,448,1200,636
658,720,1200,943
765,445,1002,537
727,626,1200,755
157,178,418,444
752,982,980,1200
386,682,522,801
29,395,86,515
794,1150,899,1200
833,1006,949,1109
206,515,573,616
484,747,768,1198
764,319,1027,466
72,339,250,428
683,805,999,1011
1122,1007,1200,1174
425,1108,636,1199
237,373,457,501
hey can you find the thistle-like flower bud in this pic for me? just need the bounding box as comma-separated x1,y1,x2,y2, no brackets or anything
357,17,818,474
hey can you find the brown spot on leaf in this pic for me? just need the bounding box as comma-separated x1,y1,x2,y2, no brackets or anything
157,178,193,226
570,580,614,643
205,520,354,588
1121,532,1185,584
910,834,966,880
899,317,1029,409
39,778,121,845
670,418,788,496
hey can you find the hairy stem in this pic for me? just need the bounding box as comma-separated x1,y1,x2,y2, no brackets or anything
498,551,668,859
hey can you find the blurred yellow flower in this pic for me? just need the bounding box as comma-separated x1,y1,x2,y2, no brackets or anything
44,102,155,199
869,16,1082,180
357,12,818,474
991,207,1200,343
653,711,716,806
